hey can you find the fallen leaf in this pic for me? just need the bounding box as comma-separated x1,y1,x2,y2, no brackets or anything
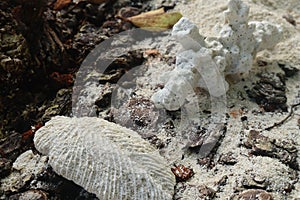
53,0,71,10
73,0,108,4
127,8,182,30
131,8,165,18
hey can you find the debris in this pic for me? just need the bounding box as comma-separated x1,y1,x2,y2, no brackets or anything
53,0,71,10
126,8,182,30
116,7,141,19
171,164,194,182
264,102,300,131
112,96,160,134
0,150,48,193
0,132,23,161
218,152,238,165
283,14,296,26
244,130,299,170
277,61,299,77
50,72,74,87
94,83,114,110
198,185,216,199
8,189,48,200
73,0,108,4
232,189,274,200
173,183,216,199
247,72,287,112
41,89,72,122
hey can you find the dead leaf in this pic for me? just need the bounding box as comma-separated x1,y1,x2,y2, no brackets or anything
127,8,182,30
53,0,71,10
73,0,108,4
131,8,165,18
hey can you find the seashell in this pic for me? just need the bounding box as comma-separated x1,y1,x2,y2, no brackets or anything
34,116,175,200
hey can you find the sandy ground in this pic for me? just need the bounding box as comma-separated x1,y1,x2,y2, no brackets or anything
168,0,300,199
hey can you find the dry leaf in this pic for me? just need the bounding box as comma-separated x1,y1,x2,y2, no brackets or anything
132,8,165,18
53,0,71,10
73,0,107,4
127,8,182,30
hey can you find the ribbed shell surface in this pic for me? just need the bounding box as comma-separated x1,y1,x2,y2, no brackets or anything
34,116,175,200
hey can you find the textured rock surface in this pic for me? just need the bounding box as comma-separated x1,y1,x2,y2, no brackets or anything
34,116,175,200
0,150,48,193
8,190,48,200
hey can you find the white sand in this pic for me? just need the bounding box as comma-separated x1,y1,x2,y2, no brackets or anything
169,0,300,199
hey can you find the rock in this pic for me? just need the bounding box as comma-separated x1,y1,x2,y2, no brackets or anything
244,130,299,170
112,96,161,135
174,183,216,200
277,61,299,77
8,189,48,200
0,150,48,193
41,88,72,122
247,72,287,112
218,151,238,165
232,189,273,200
233,156,298,194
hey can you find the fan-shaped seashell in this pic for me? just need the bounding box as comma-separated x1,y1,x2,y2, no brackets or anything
34,116,175,200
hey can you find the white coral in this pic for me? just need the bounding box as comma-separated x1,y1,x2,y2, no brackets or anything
151,0,282,111
34,116,175,200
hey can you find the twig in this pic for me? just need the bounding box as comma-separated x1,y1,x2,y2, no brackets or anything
264,102,300,131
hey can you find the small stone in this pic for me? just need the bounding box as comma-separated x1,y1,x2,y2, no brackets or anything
218,152,238,165
282,14,296,26
244,130,274,153
253,174,266,184
198,185,216,198
8,189,48,200
173,183,215,199
171,164,194,182
247,72,287,112
244,130,299,170
278,62,299,77
234,189,273,200
0,132,23,161
0,150,48,193
112,96,161,135
94,83,114,110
